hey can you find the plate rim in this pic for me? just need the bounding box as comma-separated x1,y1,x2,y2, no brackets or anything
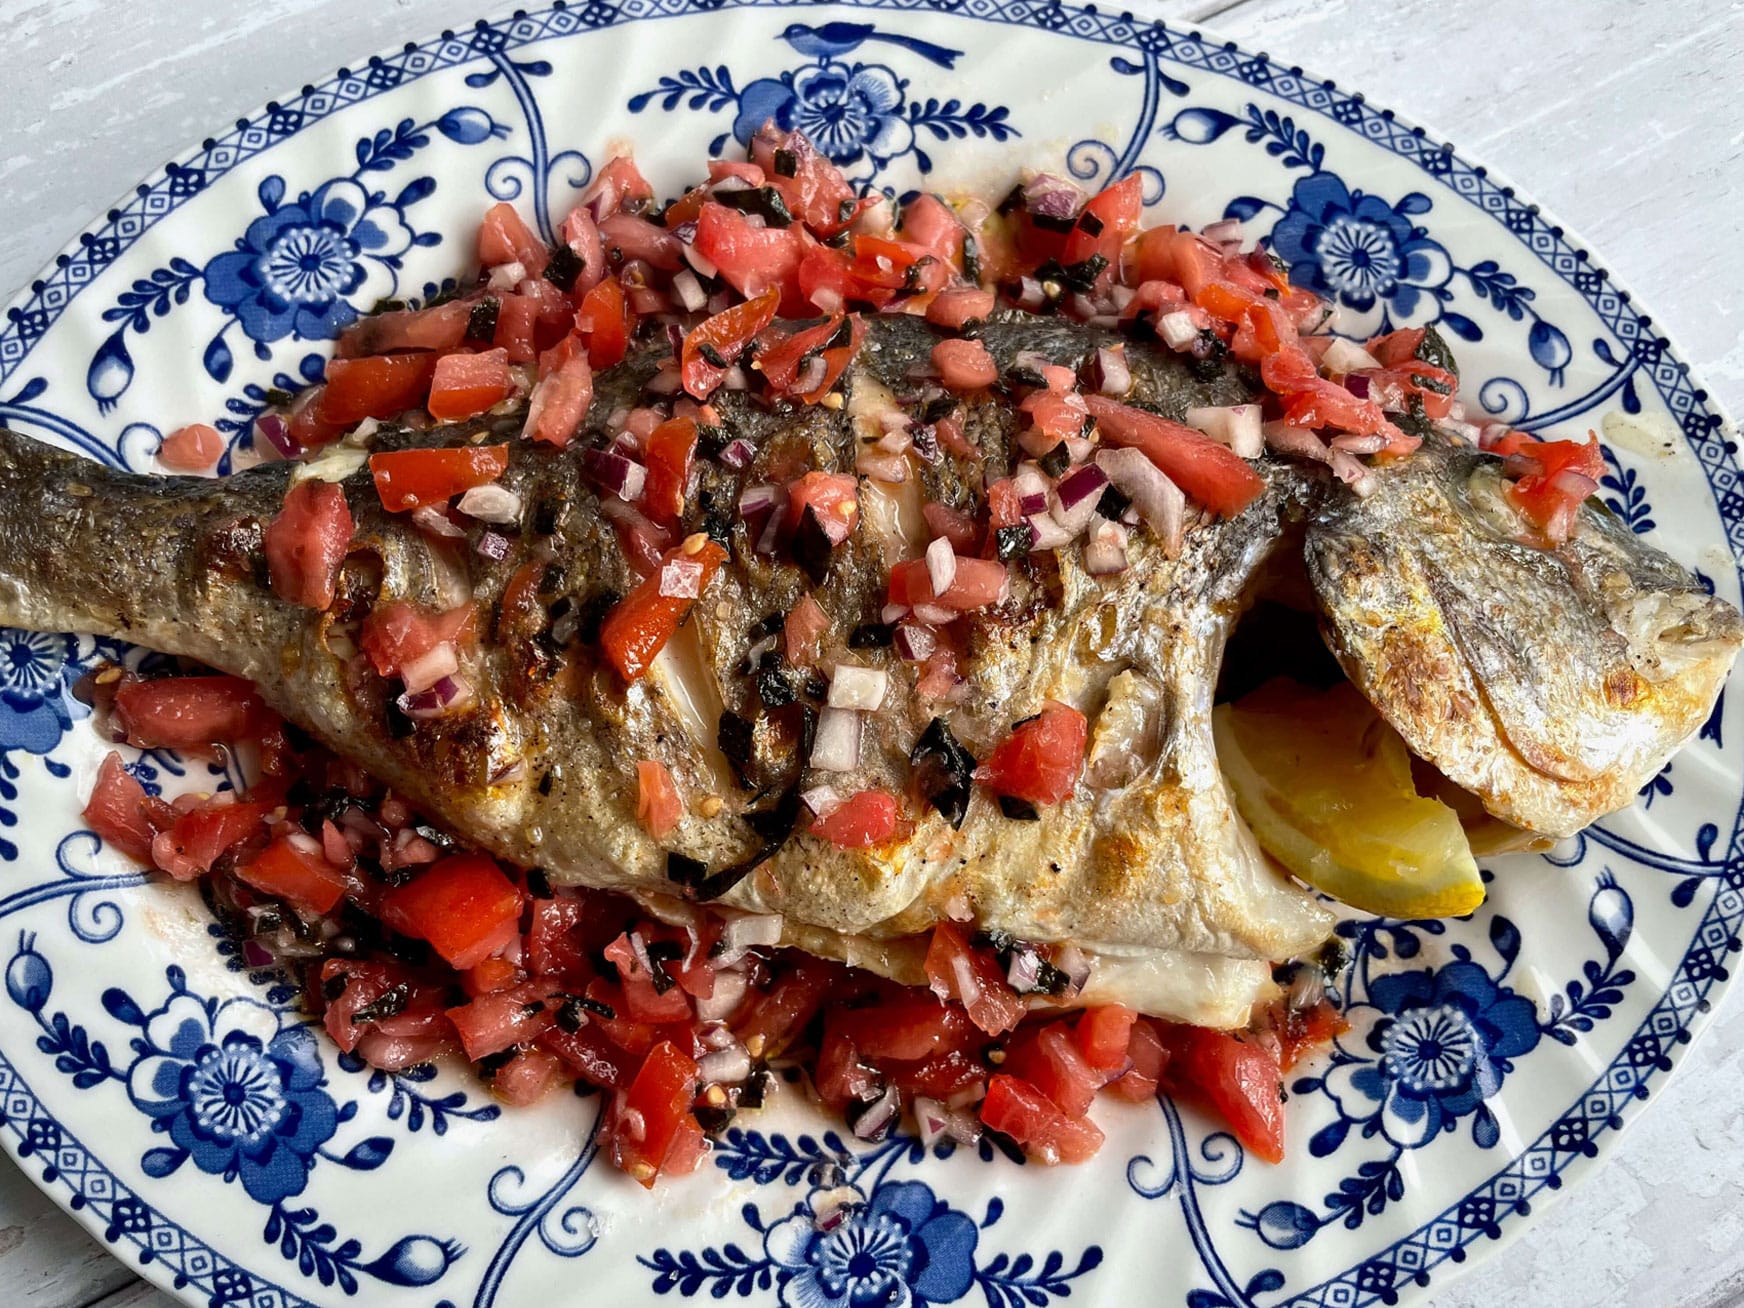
0,4,1738,1307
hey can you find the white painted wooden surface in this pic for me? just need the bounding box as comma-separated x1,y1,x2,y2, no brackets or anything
1,0,1740,1304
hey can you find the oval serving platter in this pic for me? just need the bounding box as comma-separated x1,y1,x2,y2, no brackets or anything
0,3,1737,1306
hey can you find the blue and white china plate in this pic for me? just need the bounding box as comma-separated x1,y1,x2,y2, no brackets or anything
0,3,1737,1305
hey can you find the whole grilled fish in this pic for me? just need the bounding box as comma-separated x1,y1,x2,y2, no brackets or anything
0,314,1732,1024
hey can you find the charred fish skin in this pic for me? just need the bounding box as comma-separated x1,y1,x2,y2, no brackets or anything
1305,438,1743,837
0,314,1335,970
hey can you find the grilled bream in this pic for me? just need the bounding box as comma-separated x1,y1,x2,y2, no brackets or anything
1307,438,1742,836
0,313,1732,1025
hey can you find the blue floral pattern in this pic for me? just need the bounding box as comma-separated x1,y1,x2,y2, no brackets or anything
0,5,1734,1308
0,630,81,755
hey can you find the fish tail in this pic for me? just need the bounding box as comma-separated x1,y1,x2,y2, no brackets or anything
0,427,264,659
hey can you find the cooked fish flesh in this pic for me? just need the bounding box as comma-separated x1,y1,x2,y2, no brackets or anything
0,312,1731,1025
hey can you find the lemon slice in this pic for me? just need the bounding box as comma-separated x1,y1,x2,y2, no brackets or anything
1213,679,1485,919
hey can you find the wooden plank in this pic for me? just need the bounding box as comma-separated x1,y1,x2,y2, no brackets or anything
0,1157,134,1307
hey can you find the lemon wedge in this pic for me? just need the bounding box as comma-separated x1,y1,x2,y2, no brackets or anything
1213,678,1485,919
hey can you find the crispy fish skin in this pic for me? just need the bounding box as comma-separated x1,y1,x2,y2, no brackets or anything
1306,439,1743,836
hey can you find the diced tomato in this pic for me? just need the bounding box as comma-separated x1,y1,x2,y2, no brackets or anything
900,194,966,268
359,600,475,679
540,1021,638,1089
583,154,656,222
611,1040,702,1186
784,593,829,666
835,990,972,1062
813,1026,877,1108
464,955,524,997
338,301,472,358
286,384,344,450
987,478,1024,528
320,959,416,1053
1073,1005,1138,1072
1003,1022,1100,1115
369,444,511,513
493,1047,564,1106
1260,346,1408,446
785,471,859,544
320,353,439,426
974,701,1088,806
1061,173,1142,270
527,896,592,985
980,1073,1104,1164
748,124,866,236
113,675,263,750
83,751,155,863
152,797,273,880
1368,327,1427,368
599,537,730,681
428,348,513,421
932,338,998,391
447,983,556,1061
693,204,805,311
642,417,698,525
599,213,683,271
1502,433,1604,544
478,201,549,276
926,287,995,331
681,286,780,398
636,760,683,839
576,277,633,369
558,207,607,298
1106,1018,1169,1102
158,423,223,472
733,956,838,1061
756,314,867,402
1267,998,1346,1070
381,852,527,970
922,502,979,553
602,933,694,1023
494,293,541,364
238,832,348,915
924,921,1024,1035
524,347,594,447
1158,1025,1285,1164
883,1048,986,1102
264,479,355,609
809,789,908,849
1083,394,1265,516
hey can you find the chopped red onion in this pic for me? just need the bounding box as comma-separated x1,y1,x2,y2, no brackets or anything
1322,337,1382,375
398,673,474,719
795,354,829,394
718,912,786,963
658,558,705,599
874,428,913,456
1435,418,1482,446
828,664,889,712
1548,469,1599,501
644,364,683,396
850,1084,901,1141
1200,217,1244,247
476,530,512,561
697,1044,751,1085
1329,433,1389,455
811,707,861,772
855,450,909,483
695,970,750,1022
582,448,648,503
756,500,787,555
1297,300,1338,334
400,642,459,695
738,482,784,520
410,505,466,538
1265,425,1376,498
911,602,957,627
671,269,708,312
1184,405,1263,459
609,429,642,459
486,260,526,291
1090,345,1133,397
710,175,753,194
913,1096,952,1148
719,437,756,470
1097,448,1184,557
1343,372,1372,399
801,787,844,820
1026,512,1075,551
925,537,957,597
880,602,909,625
1010,277,1046,311
1013,465,1050,516
1053,944,1092,997
894,623,936,662
1157,310,1200,349
241,938,276,968
1082,520,1130,575
1006,946,1043,992
254,413,300,460
456,483,523,524
1023,172,1083,220
1054,463,1108,511
722,364,749,391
